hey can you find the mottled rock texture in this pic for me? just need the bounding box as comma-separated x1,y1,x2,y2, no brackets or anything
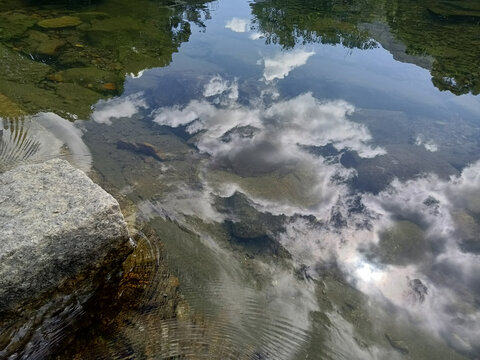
0,159,132,358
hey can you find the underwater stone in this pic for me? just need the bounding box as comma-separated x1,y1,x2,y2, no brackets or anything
452,210,480,254
116,140,169,161
36,38,66,56
0,43,51,83
37,16,82,29
385,333,409,354
22,30,66,56
0,93,23,118
0,159,132,357
57,66,121,94
0,12,37,40
73,11,110,22
372,220,427,265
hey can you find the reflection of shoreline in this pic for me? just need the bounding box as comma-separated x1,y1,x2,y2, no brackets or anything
358,22,433,70
249,0,480,96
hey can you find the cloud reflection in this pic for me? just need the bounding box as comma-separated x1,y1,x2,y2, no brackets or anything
225,17,249,33
278,160,480,355
86,73,480,356
153,78,384,164
92,93,147,125
153,75,480,355
152,76,384,218
415,135,438,152
203,75,239,102
263,49,315,81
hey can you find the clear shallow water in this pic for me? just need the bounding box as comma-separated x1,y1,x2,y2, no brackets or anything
1,0,480,359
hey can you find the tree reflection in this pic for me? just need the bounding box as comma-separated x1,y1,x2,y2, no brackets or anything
387,0,480,95
250,0,379,49
250,0,480,95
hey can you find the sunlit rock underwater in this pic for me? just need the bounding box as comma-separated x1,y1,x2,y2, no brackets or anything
1,0,480,358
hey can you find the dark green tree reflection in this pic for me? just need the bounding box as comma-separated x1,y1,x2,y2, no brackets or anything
250,0,379,49
250,0,480,95
388,0,480,95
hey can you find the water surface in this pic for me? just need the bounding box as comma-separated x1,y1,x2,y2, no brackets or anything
1,0,480,359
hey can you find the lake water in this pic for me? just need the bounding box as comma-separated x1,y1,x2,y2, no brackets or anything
1,0,480,359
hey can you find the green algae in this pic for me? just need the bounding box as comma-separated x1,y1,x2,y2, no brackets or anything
0,43,51,83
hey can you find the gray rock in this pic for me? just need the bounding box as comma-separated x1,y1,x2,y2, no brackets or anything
0,159,132,358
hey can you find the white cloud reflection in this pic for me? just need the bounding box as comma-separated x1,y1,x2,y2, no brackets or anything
35,112,92,173
153,78,384,163
152,75,480,355
263,49,315,81
91,93,146,124
88,73,480,355
249,32,263,40
415,135,439,152
152,77,385,223
202,75,239,102
225,17,249,33
276,160,480,355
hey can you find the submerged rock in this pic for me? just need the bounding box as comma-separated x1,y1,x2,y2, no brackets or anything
37,16,82,29
23,31,66,56
0,159,132,358
370,220,427,265
427,1,480,19
407,278,428,304
0,12,37,41
452,210,480,254
385,333,409,355
0,93,23,118
116,140,169,161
